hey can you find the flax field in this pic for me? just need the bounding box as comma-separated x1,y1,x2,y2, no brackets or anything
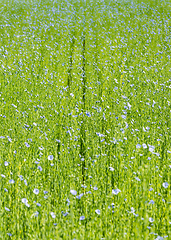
0,0,171,239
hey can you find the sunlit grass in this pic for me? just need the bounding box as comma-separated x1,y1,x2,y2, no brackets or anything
0,0,170,239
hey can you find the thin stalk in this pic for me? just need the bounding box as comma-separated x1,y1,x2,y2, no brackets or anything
80,35,86,185
67,36,75,92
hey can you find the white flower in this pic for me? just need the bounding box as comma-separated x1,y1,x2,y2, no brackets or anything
22,198,28,204
33,189,39,194
136,144,141,149
142,143,147,149
149,145,155,152
162,182,169,188
19,175,24,180
95,209,100,215
76,193,84,199
121,115,126,119
149,217,154,223
112,189,121,195
48,155,53,161
155,236,163,240
130,207,135,213
135,177,141,182
38,166,42,171
5,207,10,211
22,198,30,207
109,167,114,171
70,190,77,195
50,212,56,218
9,179,15,184
25,142,30,147
96,132,105,137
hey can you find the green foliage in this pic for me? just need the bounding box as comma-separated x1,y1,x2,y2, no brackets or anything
0,0,170,239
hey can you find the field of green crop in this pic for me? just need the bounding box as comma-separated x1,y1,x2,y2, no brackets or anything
0,0,170,239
